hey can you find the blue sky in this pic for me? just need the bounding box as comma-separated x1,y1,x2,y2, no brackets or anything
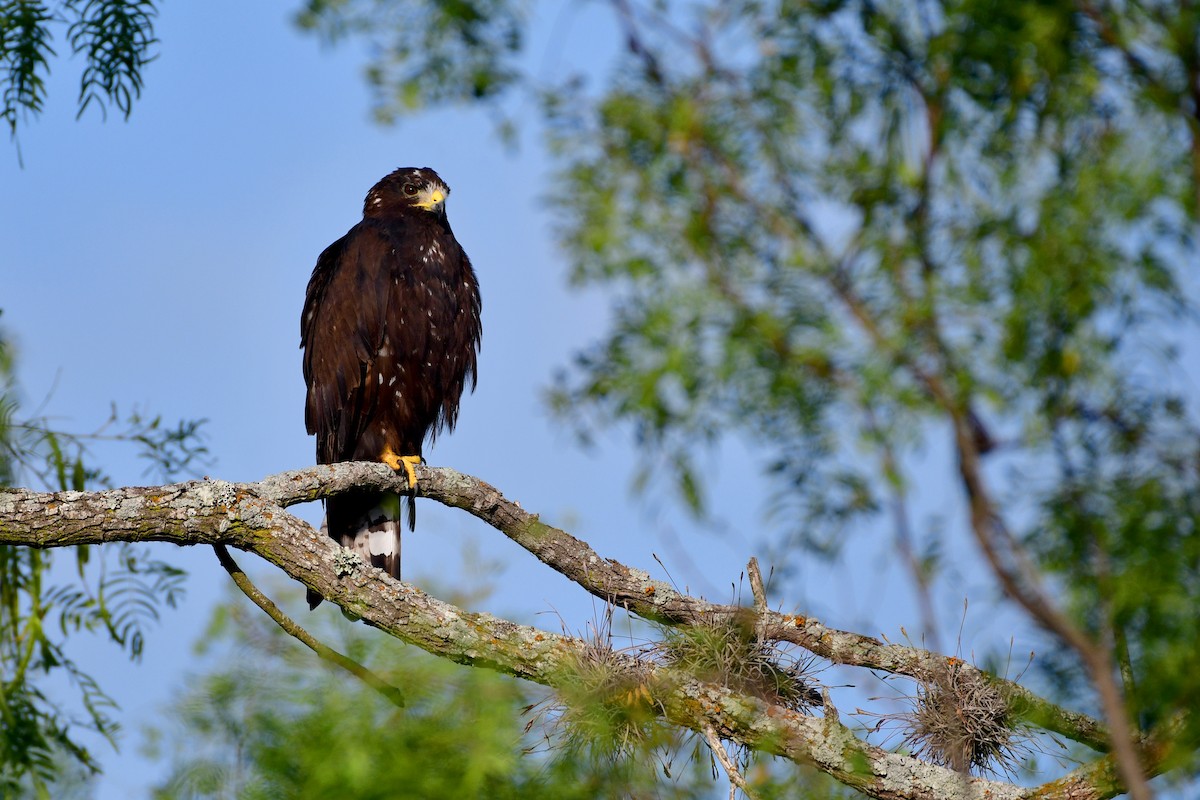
1,2,1095,796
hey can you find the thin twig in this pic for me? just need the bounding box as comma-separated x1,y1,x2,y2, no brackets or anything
747,557,769,644
700,720,759,800
747,557,767,614
211,543,406,708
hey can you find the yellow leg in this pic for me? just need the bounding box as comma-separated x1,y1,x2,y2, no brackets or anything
381,447,421,489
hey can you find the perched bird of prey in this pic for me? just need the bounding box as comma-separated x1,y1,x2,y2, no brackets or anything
301,167,481,608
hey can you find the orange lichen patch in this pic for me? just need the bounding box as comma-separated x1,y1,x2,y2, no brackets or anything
643,585,656,596
766,704,805,722
947,656,962,667
794,615,808,626
534,633,545,641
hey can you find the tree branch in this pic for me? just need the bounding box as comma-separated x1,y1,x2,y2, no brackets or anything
0,464,1107,746
0,465,1164,799
700,720,759,800
211,543,406,708
412,466,1112,753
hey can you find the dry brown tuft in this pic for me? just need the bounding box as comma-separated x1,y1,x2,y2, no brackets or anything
899,659,1032,776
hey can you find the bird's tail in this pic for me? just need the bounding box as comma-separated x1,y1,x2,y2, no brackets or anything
307,490,403,609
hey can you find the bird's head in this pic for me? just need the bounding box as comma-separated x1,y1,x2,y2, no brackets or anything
364,167,451,217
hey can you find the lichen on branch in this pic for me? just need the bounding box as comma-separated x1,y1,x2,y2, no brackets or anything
0,463,1161,800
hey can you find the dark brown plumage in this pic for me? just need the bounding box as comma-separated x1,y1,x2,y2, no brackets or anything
301,167,481,608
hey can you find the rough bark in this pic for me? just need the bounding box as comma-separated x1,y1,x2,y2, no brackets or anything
0,463,1166,799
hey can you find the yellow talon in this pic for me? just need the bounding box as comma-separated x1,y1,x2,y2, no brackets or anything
381,448,422,489
399,455,421,489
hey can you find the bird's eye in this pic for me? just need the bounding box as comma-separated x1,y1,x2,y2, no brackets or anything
402,183,418,196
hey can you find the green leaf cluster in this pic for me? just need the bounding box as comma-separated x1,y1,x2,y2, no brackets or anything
0,0,159,141
294,0,525,124
0,312,202,795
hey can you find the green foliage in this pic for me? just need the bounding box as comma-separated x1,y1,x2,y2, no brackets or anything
0,0,53,138
294,0,525,124
148,587,712,800
541,2,1196,556
0,312,204,795
67,0,158,121
1034,417,1200,765
0,0,158,142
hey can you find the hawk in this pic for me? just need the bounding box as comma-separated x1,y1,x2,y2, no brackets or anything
301,167,481,608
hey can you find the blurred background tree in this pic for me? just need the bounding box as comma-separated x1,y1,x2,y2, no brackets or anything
294,0,1200,793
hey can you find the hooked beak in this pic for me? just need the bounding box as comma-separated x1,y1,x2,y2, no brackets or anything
415,186,446,211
